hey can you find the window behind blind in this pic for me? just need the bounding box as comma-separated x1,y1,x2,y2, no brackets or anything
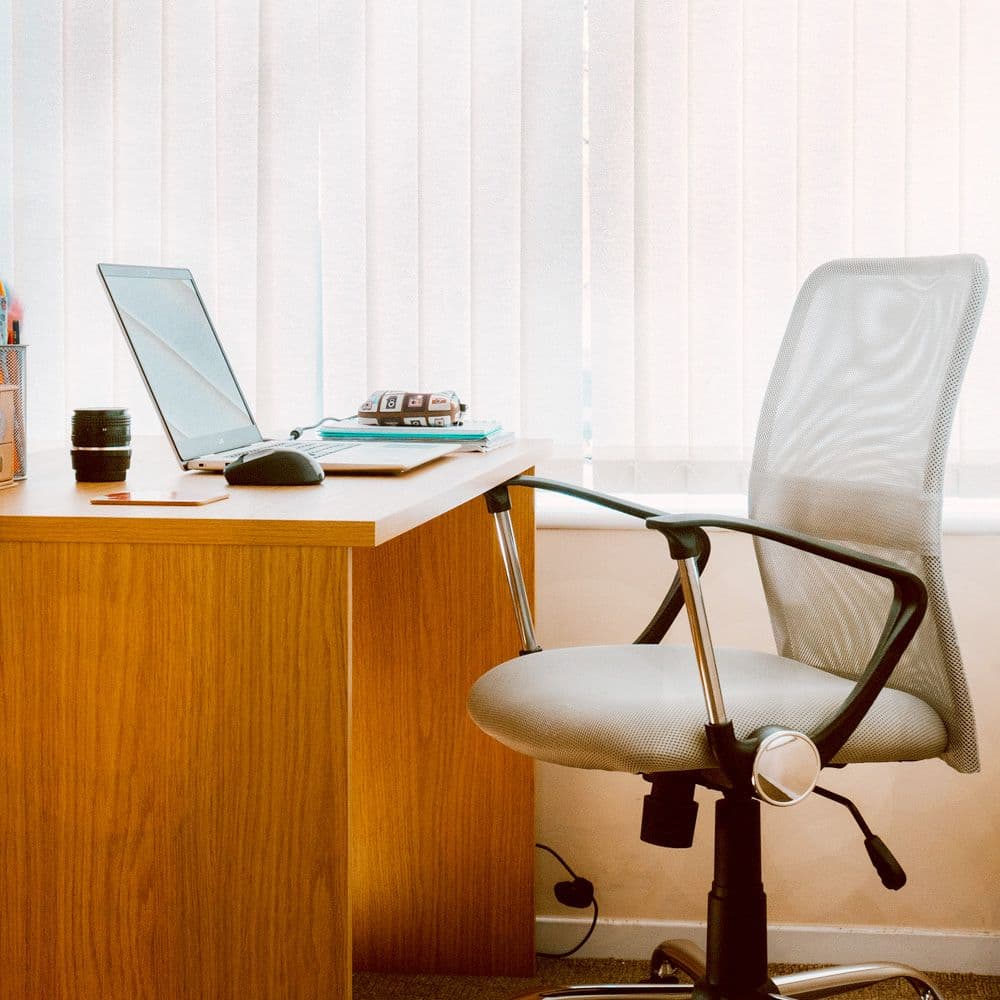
1,1,998,495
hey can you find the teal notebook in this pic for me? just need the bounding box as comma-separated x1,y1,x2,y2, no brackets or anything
319,418,503,442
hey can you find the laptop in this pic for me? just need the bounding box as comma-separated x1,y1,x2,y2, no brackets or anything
97,264,460,473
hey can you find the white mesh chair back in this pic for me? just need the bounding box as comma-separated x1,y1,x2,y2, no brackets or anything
749,255,988,772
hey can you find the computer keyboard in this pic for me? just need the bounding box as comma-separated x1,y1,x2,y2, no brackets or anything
214,439,357,462
290,439,358,458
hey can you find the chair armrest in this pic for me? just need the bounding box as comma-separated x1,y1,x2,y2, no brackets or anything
491,476,711,644
497,474,666,520
645,513,928,765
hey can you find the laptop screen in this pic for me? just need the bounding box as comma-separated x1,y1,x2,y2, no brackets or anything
98,264,262,462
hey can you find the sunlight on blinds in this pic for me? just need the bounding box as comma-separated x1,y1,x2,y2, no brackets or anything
586,0,1000,496
0,0,999,495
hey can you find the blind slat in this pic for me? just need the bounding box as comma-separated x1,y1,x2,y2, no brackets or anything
686,3,743,490
956,0,1000,493
0,0,13,284
521,0,584,476
319,0,367,417
470,0,522,430
163,0,217,290
906,0,961,256
256,0,322,434
12,0,64,442
853,0,907,255
419,0,472,393
589,0,636,491
366,1,419,391
216,0,261,408
634,0,689,493
742,0,798,464
112,0,164,430
796,0,853,278
64,0,115,410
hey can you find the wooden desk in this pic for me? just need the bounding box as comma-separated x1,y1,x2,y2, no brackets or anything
0,441,542,999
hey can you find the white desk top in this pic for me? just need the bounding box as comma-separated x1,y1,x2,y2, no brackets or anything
0,438,548,548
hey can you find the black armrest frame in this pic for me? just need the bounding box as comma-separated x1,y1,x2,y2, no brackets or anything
645,513,928,768
488,475,710,644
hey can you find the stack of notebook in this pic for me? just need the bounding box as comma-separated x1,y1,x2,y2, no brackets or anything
319,418,514,453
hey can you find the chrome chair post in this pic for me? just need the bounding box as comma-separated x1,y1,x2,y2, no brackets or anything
676,556,727,724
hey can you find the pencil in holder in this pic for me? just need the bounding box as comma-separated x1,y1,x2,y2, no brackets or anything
0,345,27,482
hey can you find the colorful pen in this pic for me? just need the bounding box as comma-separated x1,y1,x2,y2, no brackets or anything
6,296,21,345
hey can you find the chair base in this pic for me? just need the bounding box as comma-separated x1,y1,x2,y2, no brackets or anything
512,940,944,1000
772,961,943,1000
515,793,942,1000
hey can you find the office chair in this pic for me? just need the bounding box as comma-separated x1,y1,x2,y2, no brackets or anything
471,255,988,1000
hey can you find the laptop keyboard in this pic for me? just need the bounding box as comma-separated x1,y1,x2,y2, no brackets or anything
293,440,358,458
213,439,358,462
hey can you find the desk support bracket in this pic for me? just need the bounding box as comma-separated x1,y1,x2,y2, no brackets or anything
485,487,541,654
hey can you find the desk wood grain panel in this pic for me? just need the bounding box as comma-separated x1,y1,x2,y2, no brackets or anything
0,541,351,1000
351,490,535,975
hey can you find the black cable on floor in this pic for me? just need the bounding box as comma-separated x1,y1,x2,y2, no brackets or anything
535,842,599,959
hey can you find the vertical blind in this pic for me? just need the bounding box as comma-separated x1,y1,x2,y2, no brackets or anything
0,1,998,494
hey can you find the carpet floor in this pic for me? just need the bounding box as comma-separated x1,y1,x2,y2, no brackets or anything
354,957,1000,1000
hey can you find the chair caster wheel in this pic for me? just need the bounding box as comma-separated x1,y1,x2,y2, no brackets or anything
648,939,705,984
648,946,681,984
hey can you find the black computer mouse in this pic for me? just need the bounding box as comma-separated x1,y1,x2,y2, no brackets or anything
223,448,325,486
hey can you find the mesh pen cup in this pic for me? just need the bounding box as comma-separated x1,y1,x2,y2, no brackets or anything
71,407,131,482
0,344,27,482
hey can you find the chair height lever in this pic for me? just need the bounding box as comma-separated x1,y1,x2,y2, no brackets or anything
814,786,907,890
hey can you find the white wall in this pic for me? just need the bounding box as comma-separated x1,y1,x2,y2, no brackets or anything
532,528,1000,968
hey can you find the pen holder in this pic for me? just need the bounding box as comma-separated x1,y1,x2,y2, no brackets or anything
0,345,27,483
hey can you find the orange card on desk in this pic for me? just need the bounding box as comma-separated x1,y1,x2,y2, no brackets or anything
91,489,229,506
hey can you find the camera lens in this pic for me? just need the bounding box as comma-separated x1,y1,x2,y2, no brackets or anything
71,407,131,482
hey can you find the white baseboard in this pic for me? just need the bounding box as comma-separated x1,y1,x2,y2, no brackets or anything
536,916,1000,976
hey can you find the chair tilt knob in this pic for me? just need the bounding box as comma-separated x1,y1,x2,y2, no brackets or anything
750,727,821,807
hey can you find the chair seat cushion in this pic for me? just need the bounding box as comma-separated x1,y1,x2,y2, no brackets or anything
468,644,947,772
